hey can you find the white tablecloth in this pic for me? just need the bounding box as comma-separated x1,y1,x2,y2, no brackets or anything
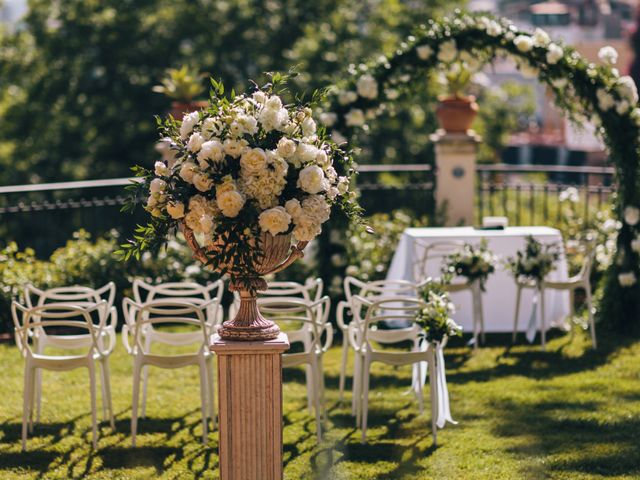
386,226,571,333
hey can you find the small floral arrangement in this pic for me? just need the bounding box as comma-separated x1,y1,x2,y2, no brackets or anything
120,74,362,280
508,236,560,285
443,239,496,291
416,278,462,343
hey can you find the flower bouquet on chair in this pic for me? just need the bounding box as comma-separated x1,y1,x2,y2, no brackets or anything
417,279,463,344
120,74,361,341
507,235,560,287
442,239,497,291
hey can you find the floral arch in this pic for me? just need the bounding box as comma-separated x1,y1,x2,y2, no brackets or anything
322,11,640,331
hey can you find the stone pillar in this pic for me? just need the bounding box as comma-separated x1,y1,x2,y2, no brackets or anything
211,333,290,480
430,129,481,226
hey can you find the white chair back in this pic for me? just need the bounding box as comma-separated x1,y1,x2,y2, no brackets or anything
413,240,465,282
25,282,116,311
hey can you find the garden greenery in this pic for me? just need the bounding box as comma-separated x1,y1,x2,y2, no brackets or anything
323,10,640,331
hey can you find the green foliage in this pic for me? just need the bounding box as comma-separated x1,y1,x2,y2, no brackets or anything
152,65,207,102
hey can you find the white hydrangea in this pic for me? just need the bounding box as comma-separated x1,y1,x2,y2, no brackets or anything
301,194,331,224
292,217,322,243
297,165,329,194
416,45,433,60
345,108,365,127
180,111,199,139
437,40,457,63
514,35,534,52
240,151,288,209
546,43,563,64
258,206,292,236
357,74,379,99
598,46,618,66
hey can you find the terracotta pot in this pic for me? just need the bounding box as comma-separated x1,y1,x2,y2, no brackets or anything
170,100,209,120
435,95,479,133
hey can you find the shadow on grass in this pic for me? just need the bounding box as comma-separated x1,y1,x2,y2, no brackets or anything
489,398,640,478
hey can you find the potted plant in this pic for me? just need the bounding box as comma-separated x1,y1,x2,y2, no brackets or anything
435,61,480,133
121,75,362,341
153,65,209,120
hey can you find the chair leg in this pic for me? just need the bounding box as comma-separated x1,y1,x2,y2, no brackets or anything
305,364,314,414
416,362,424,415
428,350,438,447
131,360,142,447
88,363,98,449
513,285,522,343
22,366,33,452
34,367,42,425
360,358,371,444
471,287,479,350
101,360,115,429
540,288,546,350
318,355,327,422
198,362,208,444
206,357,216,430
339,336,349,402
29,368,37,434
140,335,152,419
352,353,361,418
479,286,486,345
100,363,108,423
586,285,597,349
310,360,322,442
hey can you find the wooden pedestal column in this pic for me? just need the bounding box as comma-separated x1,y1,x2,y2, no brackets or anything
211,333,290,480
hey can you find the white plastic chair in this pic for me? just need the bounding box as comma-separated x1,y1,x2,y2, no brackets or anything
350,296,439,444
122,298,218,446
259,297,330,441
11,301,116,451
413,240,486,348
23,283,117,425
513,243,596,349
336,277,421,403
131,279,224,418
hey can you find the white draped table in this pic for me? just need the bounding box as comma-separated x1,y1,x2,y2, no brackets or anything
387,226,571,333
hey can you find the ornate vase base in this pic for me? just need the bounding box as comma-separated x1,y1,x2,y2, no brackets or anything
217,322,281,342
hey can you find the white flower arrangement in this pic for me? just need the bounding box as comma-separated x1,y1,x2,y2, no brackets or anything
120,76,361,278
508,236,560,286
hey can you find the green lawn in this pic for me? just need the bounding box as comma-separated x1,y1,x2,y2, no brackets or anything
0,328,639,479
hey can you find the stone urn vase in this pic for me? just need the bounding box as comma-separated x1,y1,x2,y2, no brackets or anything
435,95,479,133
181,226,307,341
170,100,210,121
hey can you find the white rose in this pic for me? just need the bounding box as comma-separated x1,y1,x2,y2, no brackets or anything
486,20,502,37
356,74,378,99
276,137,297,158
624,206,640,226
223,138,247,158
618,272,637,288
259,106,288,132
293,217,322,242
295,143,318,163
217,190,245,218
597,88,615,111
437,40,457,62
416,45,433,60
616,100,630,115
197,140,225,167
258,206,292,236
265,95,283,110
166,201,185,219
514,35,534,52
193,173,213,192
240,148,268,174
345,108,365,127
179,162,197,183
253,91,267,104
150,178,167,194
285,199,303,220
338,90,358,105
154,161,169,176
180,111,199,139
617,76,639,104
201,117,221,138
337,176,349,194
319,112,337,127
187,132,205,153
598,46,618,66
298,165,328,194
532,28,550,47
631,238,640,253
546,43,563,64
146,194,157,209
301,116,317,137
315,149,330,169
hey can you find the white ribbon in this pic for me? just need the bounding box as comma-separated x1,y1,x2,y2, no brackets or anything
411,339,457,429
